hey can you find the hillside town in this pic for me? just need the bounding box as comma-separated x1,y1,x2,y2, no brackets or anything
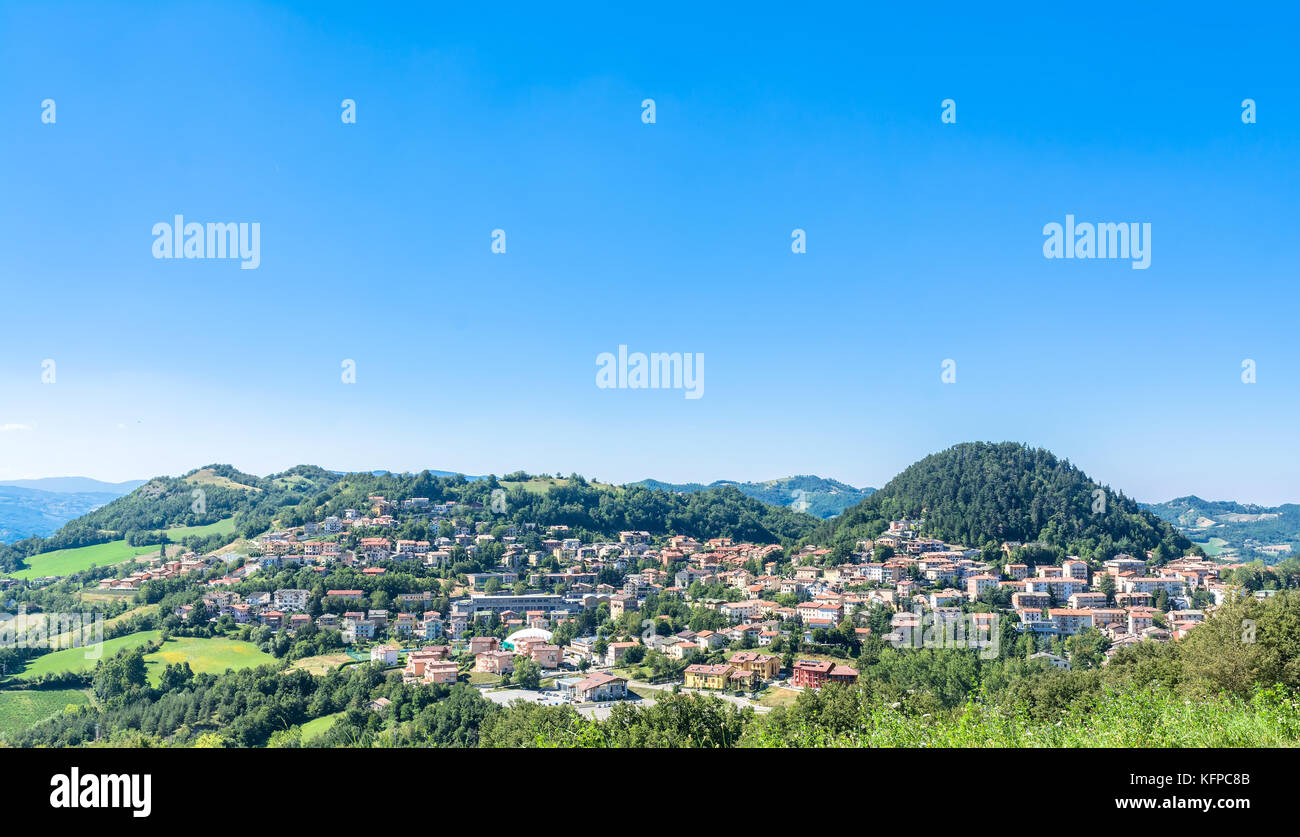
77,495,1251,711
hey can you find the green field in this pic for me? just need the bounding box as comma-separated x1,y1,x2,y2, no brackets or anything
166,518,237,540
1194,537,1229,557
21,630,163,678
144,636,278,682
300,710,345,742
4,539,158,581
46,605,158,649
0,688,90,736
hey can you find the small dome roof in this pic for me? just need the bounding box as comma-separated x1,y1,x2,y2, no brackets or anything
504,627,553,645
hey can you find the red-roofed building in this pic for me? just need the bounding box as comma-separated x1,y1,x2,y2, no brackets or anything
792,659,858,689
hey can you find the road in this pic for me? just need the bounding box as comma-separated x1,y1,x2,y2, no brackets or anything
474,671,790,717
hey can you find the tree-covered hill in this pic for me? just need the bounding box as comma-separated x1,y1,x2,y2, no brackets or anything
819,442,1193,563
303,472,818,544
0,466,820,574
629,475,875,519
0,465,344,572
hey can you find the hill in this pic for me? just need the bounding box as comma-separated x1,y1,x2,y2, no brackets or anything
0,477,145,494
0,466,820,575
629,475,874,519
0,485,125,543
821,442,1192,563
1143,495,1300,561
0,464,344,573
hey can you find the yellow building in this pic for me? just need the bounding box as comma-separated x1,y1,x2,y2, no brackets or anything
684,663,735,689
727,652,781,680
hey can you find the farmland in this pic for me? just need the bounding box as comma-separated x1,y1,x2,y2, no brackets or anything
3,539,158,580
165,517,237,540
21,629,162,678
0,688,91,737
143,636,279,683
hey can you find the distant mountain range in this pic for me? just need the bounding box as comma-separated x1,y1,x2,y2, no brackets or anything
0,478,145,542
1142,496,1300,560
6,463,1296,566
0,477,146,494
629,475,875,519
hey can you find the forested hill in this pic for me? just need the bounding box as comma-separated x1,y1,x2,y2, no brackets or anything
0,467,820,574
0,464,344,571
1142,495,1300,559
818,442,1193,563
629,475,875,519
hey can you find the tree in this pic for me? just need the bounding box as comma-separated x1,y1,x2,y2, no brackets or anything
159,661,194,692
514,657,542,690
1064,628,1109,670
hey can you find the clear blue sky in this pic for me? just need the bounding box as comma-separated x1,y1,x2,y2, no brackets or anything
1,2,1297,504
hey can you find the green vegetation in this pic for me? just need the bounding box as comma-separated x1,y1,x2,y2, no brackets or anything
739,683,1300,747
1146,495,1300,561
2,465,822,577
300,710,345,742
0,688,90,736
0,464,340,574
1194,537,1229,556
289,653,353,675
4,591,1298,748
823,442,1191,563
21,630,162,678
3,540,157,580
630,475,875,519
164,518,237,540
143,636,278,683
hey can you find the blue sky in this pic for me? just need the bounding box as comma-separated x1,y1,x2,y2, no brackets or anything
1,2,1297,504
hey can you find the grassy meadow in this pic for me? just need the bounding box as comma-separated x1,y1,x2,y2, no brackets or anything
4,540,158,580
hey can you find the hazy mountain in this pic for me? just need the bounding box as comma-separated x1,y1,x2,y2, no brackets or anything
0,477,145,494
0,486,124,543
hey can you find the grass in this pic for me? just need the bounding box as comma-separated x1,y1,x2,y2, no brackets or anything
78,589,142,605
531,684,1300,748
468,671,502,686
300,711,345,742
501,477,618,495
740,685,1300,748
20,631,279,683
21,630,162,678
213,537,260,557
4,540,158,580
45,605,157,648
1194,537,1229,557
183,469,259,492
0,688,90,737
144,636,279,683
165,518,236,540
756,686,800,708
289,653,353,675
